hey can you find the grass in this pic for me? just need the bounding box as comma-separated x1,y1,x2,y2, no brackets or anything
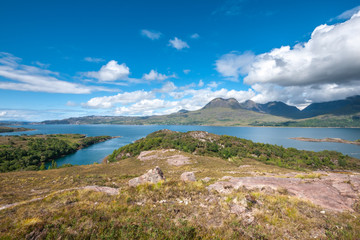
294,173,326,179
1,131,360,239
1,173,359,239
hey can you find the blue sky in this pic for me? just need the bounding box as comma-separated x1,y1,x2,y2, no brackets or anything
1,0,360,121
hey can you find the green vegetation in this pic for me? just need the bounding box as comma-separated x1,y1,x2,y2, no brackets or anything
251,114,360,127
109,130,359,171
1,169,359,239
0,126,33,133
1,130,359,239
0,134,111,172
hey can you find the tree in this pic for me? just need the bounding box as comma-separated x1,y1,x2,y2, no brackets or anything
50,160,57,169
39,162,46,171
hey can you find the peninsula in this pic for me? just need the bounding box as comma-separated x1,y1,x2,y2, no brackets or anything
291,137,360,146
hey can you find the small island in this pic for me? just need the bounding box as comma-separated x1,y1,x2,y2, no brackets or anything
0,134,113,172
291,137,360,146
0,126,34,133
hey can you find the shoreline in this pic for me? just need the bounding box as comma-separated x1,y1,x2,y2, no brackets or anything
291,137,360,146
0,126,35,133
19,123,360,129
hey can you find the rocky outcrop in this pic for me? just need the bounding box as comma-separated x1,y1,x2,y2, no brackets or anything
137,149,176,161
128,166,166,187
208,172,360,212
137,149,191,166
180,172,196,182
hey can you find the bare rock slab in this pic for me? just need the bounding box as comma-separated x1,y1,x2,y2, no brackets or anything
208,173,360,212
129,166,165,187
181,172,196,182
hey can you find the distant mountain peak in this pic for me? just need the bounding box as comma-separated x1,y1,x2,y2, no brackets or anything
177,109,189,113
202,98,242,110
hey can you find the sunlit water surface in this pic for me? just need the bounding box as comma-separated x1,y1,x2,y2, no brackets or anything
2,125,359,167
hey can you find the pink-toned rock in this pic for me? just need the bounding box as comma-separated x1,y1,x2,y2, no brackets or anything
137,149,176,161
167,155,191,166
208,173,360,212
180,172,196,182
83,186,119,195
201,177,212,183
128,166,165,187
230,204,246,216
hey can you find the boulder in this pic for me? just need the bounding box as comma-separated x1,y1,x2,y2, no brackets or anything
180,172,196,182
128,166,165,187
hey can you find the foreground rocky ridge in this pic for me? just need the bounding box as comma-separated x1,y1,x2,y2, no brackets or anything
1,130,360,239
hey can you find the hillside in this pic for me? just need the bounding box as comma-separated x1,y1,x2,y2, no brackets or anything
251,114,360,127
301,95,360,118
109,130,360,171
1,130,360,239
40,96,360,127
240,100,302,119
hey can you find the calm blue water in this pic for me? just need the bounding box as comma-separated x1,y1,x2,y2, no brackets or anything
1,125,360,166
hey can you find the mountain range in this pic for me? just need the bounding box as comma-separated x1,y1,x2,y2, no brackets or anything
202,95,360,119
40,95,360,127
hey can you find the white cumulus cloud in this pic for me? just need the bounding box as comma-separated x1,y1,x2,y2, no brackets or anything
244,11,360,86
168,37,190,50
142,69,175,81
190,33,200,39
81,80,256,116
215,9,360,106
198,80,204,87
141,29,162,40
83,90,155,109
86,60,130,82
84,57,105,63
115,99,177,116
334,5,360,20
215,51,255,81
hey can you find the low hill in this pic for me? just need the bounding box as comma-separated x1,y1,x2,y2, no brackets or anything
1,130,359,239
109,130,360,171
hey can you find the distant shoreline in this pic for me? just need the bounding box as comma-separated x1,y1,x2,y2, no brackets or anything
0,126,34,133
24,123,360,129
291,137,360,146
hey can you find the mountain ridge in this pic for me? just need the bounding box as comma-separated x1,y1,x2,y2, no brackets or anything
38,95,360,127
